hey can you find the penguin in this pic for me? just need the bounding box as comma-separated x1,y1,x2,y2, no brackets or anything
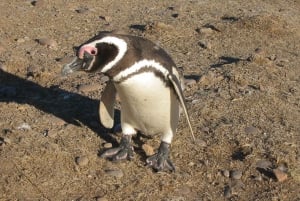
62,31,194,172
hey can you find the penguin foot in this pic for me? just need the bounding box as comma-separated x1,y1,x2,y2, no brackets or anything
101,135,134,161
146,142,175,172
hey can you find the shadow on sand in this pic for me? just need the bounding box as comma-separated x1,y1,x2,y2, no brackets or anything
0,69,119,144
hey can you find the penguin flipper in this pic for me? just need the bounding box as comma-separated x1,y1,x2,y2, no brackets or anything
99,81,116,129
167,74,195,141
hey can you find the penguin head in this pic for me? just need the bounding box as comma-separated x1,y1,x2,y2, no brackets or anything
62,33,121,76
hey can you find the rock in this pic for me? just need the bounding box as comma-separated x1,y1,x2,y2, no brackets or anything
37,38,58,49
196,27,214,35
105,169,124,178
75,7,89,14
198,41,212,49
244,126,258,134
31,0,44,7
230,170,243,180
78,83,102,93
16,38,25,43
75,156,89,167
142,144,155,156
256,159,272,169
0,62,7,71
103,143,112,149
100,75,110,83
223,169,230,178
224,185,231,198
3,137,11,144
17,123,31,130
273,168,288,182
184,78,197,87
96,197,108,201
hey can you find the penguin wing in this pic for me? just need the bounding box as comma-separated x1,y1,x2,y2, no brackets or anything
99,81,116,129
167,74,195,141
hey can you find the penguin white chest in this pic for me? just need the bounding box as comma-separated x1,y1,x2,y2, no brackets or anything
115,72,180,136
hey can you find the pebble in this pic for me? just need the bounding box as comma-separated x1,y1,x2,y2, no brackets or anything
256,159,272,169
105,169,124,178
103,143,112,149
3,137,11,144
152,22,174,31
75,156,89,167
100,75,110,83
184,78,197,87
0,62,6,71
224,185,231,198
142,144,155,156
196,27,214,35
96,197,108,201
198,41,212,49
222,169,230,178
273,168,288,182
17,123,31,130
31,0,44,7
244,126,258,134
37,38,58,49
78,83,102,93
230,170,243,180
75,7,89,14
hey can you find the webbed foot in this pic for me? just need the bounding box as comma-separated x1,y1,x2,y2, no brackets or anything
101,135,134,161
146,142,175,172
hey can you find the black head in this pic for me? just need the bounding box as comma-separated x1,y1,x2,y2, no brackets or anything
61,34,120,76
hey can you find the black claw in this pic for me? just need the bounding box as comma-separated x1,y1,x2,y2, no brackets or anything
146,142,175,172
101,135,134,161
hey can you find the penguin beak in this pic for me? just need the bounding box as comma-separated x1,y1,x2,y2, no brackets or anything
61,57,84,76
61,52,96,76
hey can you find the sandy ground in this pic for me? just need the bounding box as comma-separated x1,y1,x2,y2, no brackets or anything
0,0,299,200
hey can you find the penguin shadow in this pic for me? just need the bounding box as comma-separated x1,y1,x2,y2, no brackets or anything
0,69,118,144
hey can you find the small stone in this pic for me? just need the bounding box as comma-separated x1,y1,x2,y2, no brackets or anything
223,169,230,178
196,27,214,35
103,143,112,149
17,123,31,130
224,185,231,198
184,78,196,87
230,170,243,180
198,41,212,49
142,144,155,156
105,169,124,178
78,83,102,93
16,38,25,43
153,22,174,31
75,7,89,14
31,0,44,7
253,174,262,181
96,197,108,201
0,62,7,71
75,156,89,167
37,38,58,49
100,75,110,83
256,159,272,169
3,137,11,144
244,126,258,134
273,168,288,182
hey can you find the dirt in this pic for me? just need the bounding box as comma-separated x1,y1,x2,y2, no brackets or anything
0,0,299,200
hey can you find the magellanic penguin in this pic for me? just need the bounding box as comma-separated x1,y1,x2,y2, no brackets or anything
62,31,194,172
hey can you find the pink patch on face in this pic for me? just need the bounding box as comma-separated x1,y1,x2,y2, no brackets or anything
78,45,98,59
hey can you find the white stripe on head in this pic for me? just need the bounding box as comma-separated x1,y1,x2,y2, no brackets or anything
113,59,169,82
84,36,128,73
